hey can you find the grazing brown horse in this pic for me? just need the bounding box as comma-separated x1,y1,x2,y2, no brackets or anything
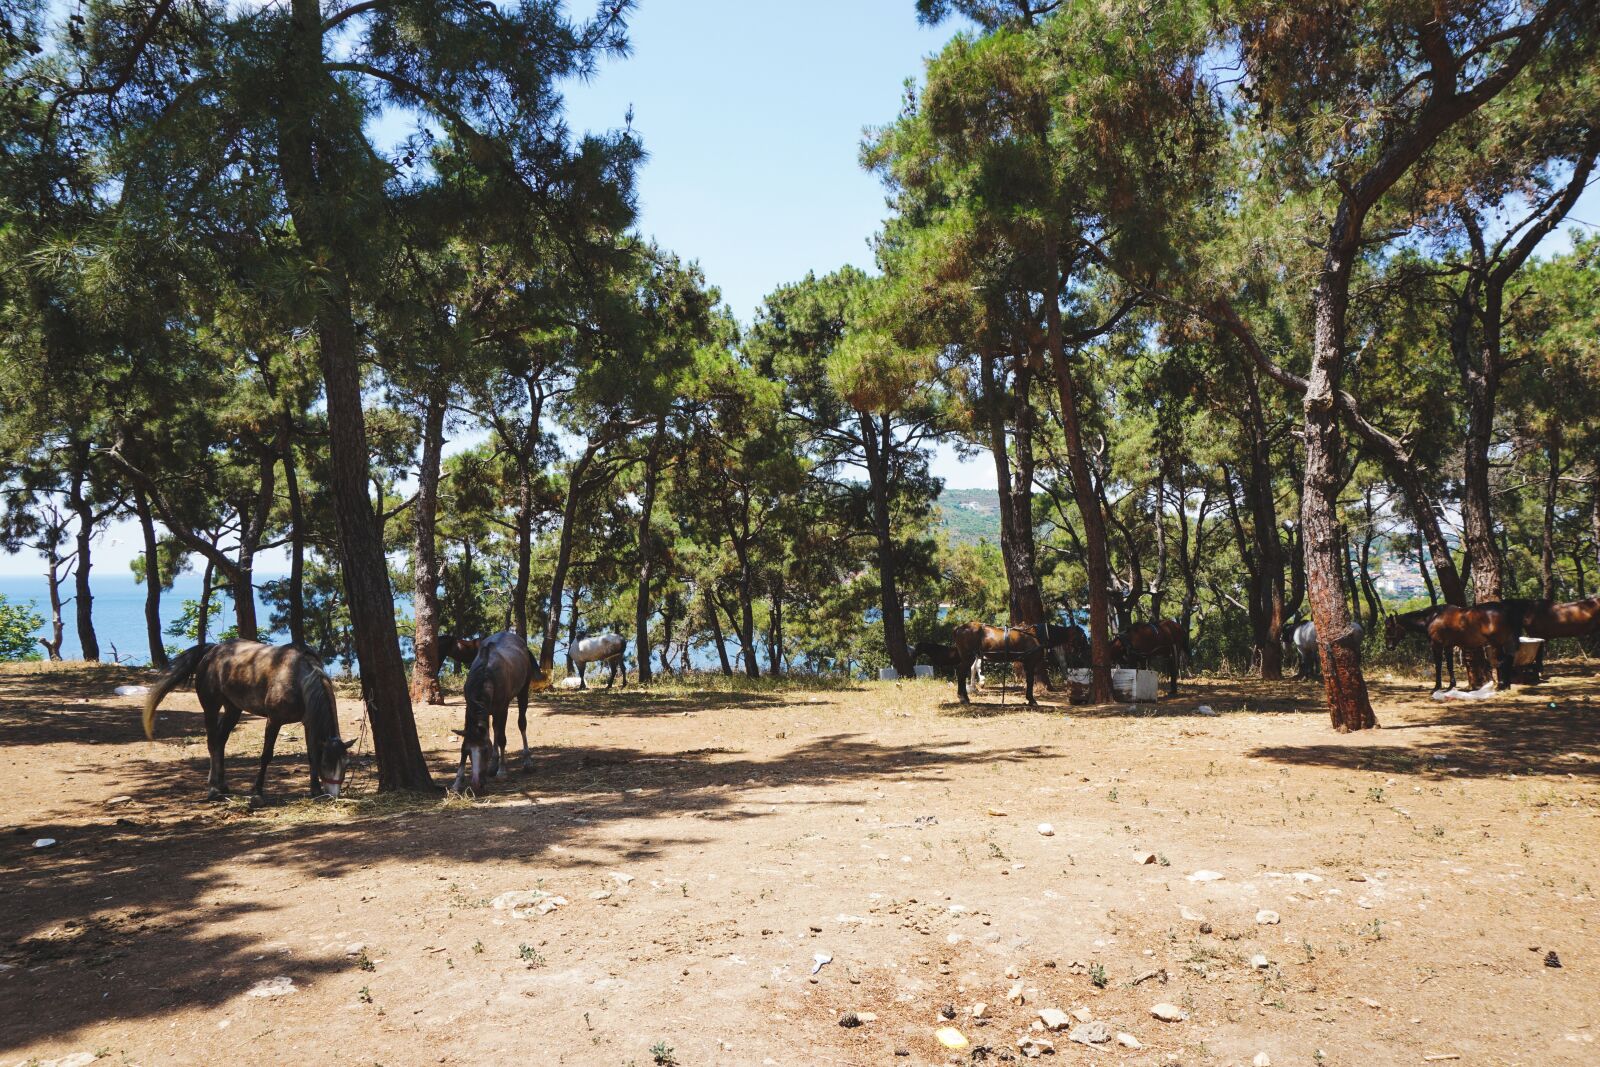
1385,605,1519,691
144,641,352,802
437,634,481,673
913,639,984,689
1516,597,1600,640
453,631,544,793
952,622,1044,705
1109,619,1187,696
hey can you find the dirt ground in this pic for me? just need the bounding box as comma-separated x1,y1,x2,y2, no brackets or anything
2,660,1597,1067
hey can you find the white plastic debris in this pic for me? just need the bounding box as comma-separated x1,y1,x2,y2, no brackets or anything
33,838,57,849
811,952,832,975
1196,704,1218,716
114,685,149,697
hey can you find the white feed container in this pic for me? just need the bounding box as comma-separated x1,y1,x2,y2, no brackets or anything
878,667,899,681
914,665,935,679
1068,668,1160,702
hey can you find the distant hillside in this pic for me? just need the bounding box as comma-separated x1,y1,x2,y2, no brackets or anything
935,487,1002,545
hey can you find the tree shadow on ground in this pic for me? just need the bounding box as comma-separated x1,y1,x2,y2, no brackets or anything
538,689,788,716
1249,667,1600,780
0,682,1052,1055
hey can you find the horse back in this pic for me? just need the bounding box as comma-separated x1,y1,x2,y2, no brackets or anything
199,640,320,722
473,631,535,705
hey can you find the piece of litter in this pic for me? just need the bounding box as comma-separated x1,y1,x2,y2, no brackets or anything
811,953,832,975
33,838,56,849
1186,869,1223,882
114,685,150,696
1197,704,1218,716
934,1026,968,1049
1037,823,1055,836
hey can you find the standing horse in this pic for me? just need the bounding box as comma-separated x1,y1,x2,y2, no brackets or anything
952,622,1043,706
1280,619,1363,681
569,632,627,689
1515,597,1600,640
1385,605,1519,691
453,631,542,793
143,641,352,802
1109,619,1188,696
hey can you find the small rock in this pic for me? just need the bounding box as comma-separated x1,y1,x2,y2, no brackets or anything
244,976,296,998
40,1055,97,1067
106,796,133,806
589,890,612,900
1150,1003,1188,1022
32,838,56,849
343,943,365,956
933,1026,968,1049
1180,906,1206,922
971,1002,988,1019
855,1011,876,1023
1253,1054,1272,1067
610,872,635,886
1038,1008,1071,1031
1196,704,1218,716
1017,1036,1054,1058
1037,823,1055,837
1071,1006,1093,1023
1256,910,1281,925
1005,965,1021,979
1545,950,1562,968
1068,1021,1112,1046
1133,852,1157,865
1292,871,1323,884
1251,953,1270,969
1007,981,1025,1003
1117,1032,1142,1049
1187,870,1224,882
988,808,1008,817
1361,997,1382,1009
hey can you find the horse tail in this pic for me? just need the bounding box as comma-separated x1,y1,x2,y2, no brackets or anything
143,643,212,739
298,655,339,741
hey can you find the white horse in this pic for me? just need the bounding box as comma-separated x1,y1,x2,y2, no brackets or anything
1283,618,1362,680
569,633,627,689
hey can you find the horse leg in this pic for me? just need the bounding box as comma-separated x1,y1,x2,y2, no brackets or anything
451,746,469,793
618,651,627,689
517,689,532,771
605,656,616,690
1169,649,1179,696
1025,657,1038,706
201,697,227,800
956,655,971,704
251,719,281,804
1496,642,1516,690
577,661,587,690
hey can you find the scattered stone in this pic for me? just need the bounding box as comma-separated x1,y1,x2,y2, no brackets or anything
1545,951,1562,968
971,1002,988,1019
1256,910,1281,925
244,976,296,998
1180,906,1206,922
1038,1008,1071,1031
343,943,365,956
32,838,56,849
1068,1021,1112,1046
855,1011,876,1023
1133,852,1157,865
589,890,612,900
1187,870,1223,882
1071,1007,1093,1023
1005,965,1021,979
1017,1036,1054,1058
1251,953,1270,969
934,1026,968,1049
106,796,133,806
1150,1003,1188,1022
1253,1053,1272,1067
38,1055,97,1067
1037,823,1055,837
1360,997,1382,1009
1197,704,1218,716
1007,981,1025,1003
1116,1033,1142,1049
610,872,635,886
988,808,1008,817
1293,872,1323,884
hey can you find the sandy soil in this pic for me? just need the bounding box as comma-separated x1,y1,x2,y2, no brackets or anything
2,660,1597,1067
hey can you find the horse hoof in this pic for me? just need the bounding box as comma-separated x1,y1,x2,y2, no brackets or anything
249,793,266,809
206,788,227,802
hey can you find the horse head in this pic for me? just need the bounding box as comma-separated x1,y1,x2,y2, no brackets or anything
318,738,353,799
455,679,497,791
1382,614,1407,651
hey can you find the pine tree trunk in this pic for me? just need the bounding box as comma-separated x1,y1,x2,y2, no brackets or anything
1541,433,1560,600
134,487,169,669
635,416,666,684
862,411,913,677
41,550,66,660
276,0,434,792
68,454,99,662
282,438,307,647
1241,361,1285,679
197,556,213,645
1458,328,1502,601
410,387,447,704
705,582,732,675
1303,244,1376,732
1044,259,1113,702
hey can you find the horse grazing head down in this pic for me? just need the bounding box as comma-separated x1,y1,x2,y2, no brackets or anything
455,674,499,792
317,738,354,799
1383,614,1408,651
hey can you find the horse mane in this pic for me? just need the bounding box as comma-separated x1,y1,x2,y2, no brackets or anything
297,656,341,747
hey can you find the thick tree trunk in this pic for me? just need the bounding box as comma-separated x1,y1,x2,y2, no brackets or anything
540,440,599,671
704,581,732,675
1241,361,1285,679
276,0,434,792
728,517,760,679
134,487,169,669
1304,246,1376,732
1458,321,1503,601
1045,265,1114,702
410,387,446,704
635,417,666,684
41,550,67,660
982,348,1047,627
862,411,913,677
68,455,99,662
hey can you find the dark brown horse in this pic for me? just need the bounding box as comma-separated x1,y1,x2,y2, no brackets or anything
1109,619,1187,696
952,622,1044,705
453,631,544,793
913,640,984,689
144,641,352,802
1516,597,1600,640
1384,605,1519,691
437,634,481,673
